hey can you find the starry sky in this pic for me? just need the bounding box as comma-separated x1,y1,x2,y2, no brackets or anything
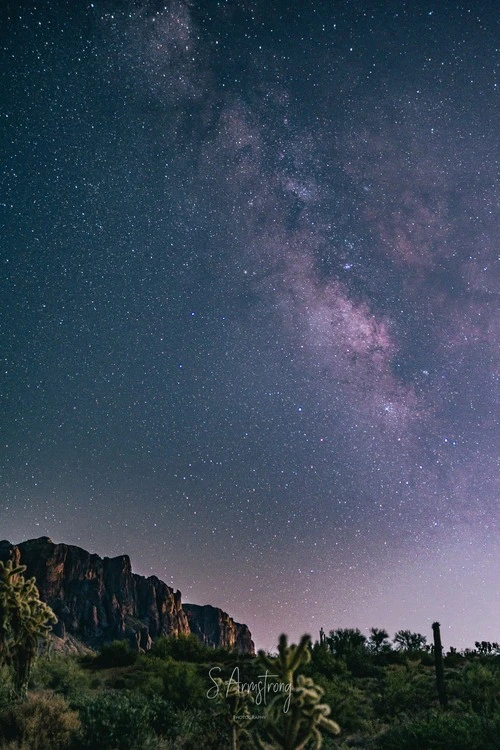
1,0,499,651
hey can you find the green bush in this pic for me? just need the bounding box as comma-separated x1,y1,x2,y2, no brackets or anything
74,690,152,750
308,642,349,678
161,659,206,708
107,653,206,710
316,674,373,732
145,694,178,738
453,662,500,715
377,709,500,750
0,690,80,750
94,639,138,668
374,664,434,718
30,654,91,699
167,707,232,750
118,654,166,697
149,634,224,664
344,648,379,677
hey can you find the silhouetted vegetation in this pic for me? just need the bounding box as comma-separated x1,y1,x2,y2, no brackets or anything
0,619,499,749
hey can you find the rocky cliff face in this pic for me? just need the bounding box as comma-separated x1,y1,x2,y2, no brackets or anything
0,537,254,654
184,603,255,655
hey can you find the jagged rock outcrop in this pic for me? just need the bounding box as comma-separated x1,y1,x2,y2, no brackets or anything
44,633,94,656
0,537,254,654
184,603,255,655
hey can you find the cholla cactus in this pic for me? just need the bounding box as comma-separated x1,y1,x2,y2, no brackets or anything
256,634,340,750
211,675,256,750
0,559,57,700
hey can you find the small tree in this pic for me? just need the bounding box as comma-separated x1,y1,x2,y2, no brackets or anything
393,630,427,653
368,627,390,654
0,559,57,700
327,628,367,658
475,640,500,655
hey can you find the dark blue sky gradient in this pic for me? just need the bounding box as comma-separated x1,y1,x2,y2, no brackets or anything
1,0,498,650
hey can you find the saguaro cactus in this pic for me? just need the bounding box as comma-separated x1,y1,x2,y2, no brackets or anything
256,634,340,750
432,621,448,709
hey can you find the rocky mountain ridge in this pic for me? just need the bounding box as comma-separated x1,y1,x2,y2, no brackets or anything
0,536,254,655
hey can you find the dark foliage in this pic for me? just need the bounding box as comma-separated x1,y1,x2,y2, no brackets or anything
94,640,139,668
74,690,152,750
1,626,499,750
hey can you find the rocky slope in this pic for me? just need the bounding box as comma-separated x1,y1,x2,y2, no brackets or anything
0,537,254,655
184,603,254,655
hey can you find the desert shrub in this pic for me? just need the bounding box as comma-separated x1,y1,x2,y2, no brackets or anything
94,639,138,668
74,690,152,750
377,709,500,750
378,649,410,667
119,654,166,697
166,707,231,750
315,674,373,732
149,634,222,664
453,661,500,715
0,690,80,750
161,659,206,708
144,694,179,737
111,654,206,709
308,642,349,678
30,654,91,699
374,665,434,718
444,649,464,667
344,648,379,677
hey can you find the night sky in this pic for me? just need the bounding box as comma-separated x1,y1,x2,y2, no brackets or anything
1,0,499,651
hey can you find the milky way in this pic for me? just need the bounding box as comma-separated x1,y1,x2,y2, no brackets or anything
1,0,498,649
